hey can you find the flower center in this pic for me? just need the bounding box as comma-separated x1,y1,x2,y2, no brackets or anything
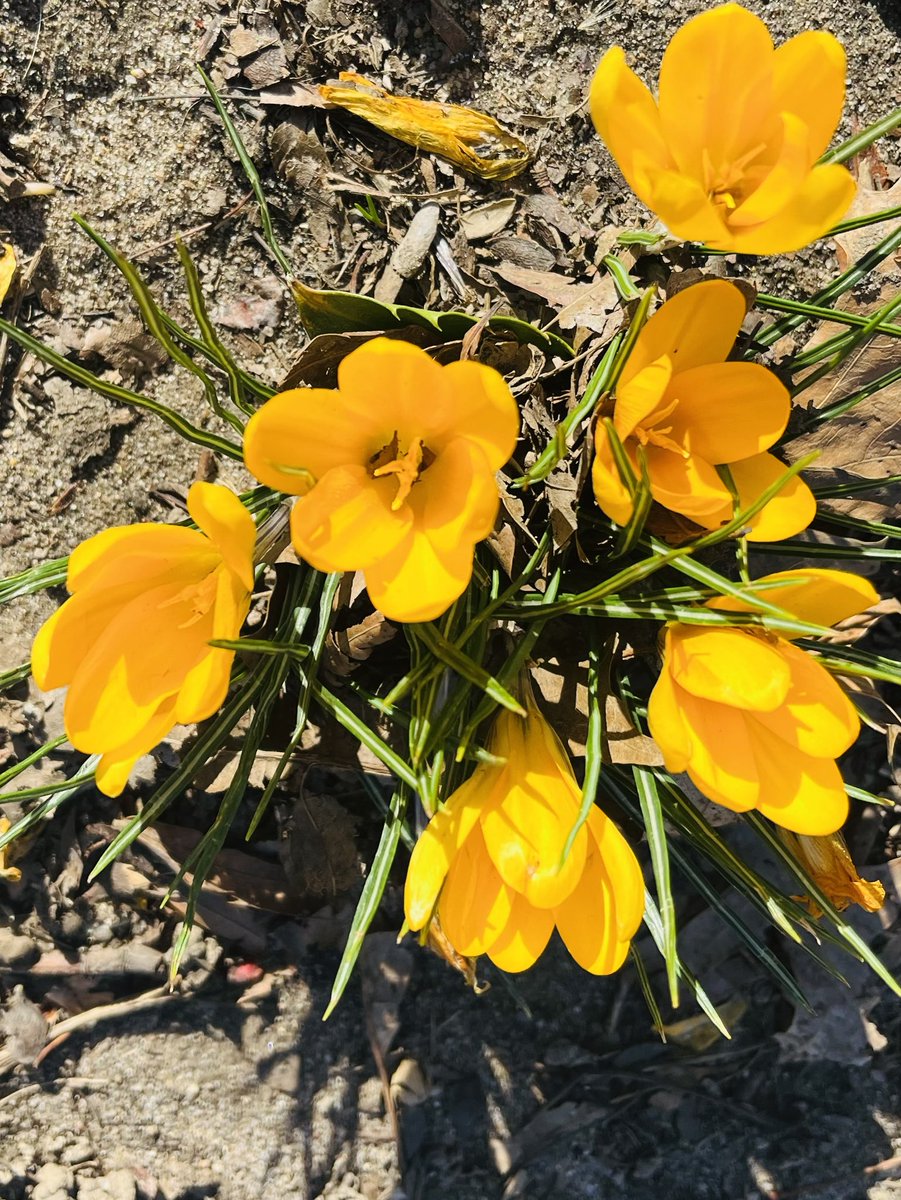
703,142,768,214
633,397,687,458
370,431,436,511
162,570,220,628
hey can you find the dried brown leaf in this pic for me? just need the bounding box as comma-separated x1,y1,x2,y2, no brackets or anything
784,301,901,524
327,611,397,677
460,198,516,242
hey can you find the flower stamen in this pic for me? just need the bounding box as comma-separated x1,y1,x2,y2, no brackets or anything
371,432,435,510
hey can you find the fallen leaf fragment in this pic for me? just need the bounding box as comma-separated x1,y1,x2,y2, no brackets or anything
319,71,530,180
0,244,17,307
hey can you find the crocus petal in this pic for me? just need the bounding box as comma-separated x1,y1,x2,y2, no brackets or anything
729,113,812,228
64,582,210,751
665,362,789,462
187,482,256,592
772,30,846,162
643,445,734,523
437,827,515,957
667,626,791,711
175,569,250,724
290,466,411,573
676,687,761,813
749,639,859,759
750,722,849,835
589,46,673,208
657,3,775,181
587,806,645,942
481,708,588,908
363,527,475,623
721,163,855,254
620,280,746,389
554,844,626,975
436,359,520,469
94,696,179,798
243,385,385,495
592,423,636,527
647,654,693,772
485,891,555,974
614,357,673,441
404,772,488,929
725,451,816,542
410,437,501,549
32,581,163,692
646,170,732,244
708,568,878,633
337,337,450,449
66,524,211,594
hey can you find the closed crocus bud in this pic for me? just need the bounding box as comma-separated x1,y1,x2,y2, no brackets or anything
404,682,644,975
589,3,855,254
31,483,255,797
648,569,879,835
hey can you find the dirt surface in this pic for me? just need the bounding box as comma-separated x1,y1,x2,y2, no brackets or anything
3,1,901,1199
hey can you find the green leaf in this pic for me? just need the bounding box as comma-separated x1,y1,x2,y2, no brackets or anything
411,622,526,716
634,766,678,1006
324,787,408,1019
290,277,575,359
820,107,901,165
314,684,420,791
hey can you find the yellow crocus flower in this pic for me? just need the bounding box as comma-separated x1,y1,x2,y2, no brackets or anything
404,687,644,975
648,569,879,834
590,3,855,254
244,337,519,623
593,280,815,539
31,483,255,797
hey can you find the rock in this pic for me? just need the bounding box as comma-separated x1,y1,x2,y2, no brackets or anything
31,1163,74,1200
60,1138,93,1166
76,1169,137,1200
0,928,38,968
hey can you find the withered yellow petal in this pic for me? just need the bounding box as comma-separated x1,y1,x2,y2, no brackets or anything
320,73,529,181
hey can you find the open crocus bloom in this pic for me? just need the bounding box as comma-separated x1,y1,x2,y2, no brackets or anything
590,3,855,254
592,280,815,540
404,688,644,974
244,337,519,623
648,568,879,834
31,483,255,797
779,830,885,917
